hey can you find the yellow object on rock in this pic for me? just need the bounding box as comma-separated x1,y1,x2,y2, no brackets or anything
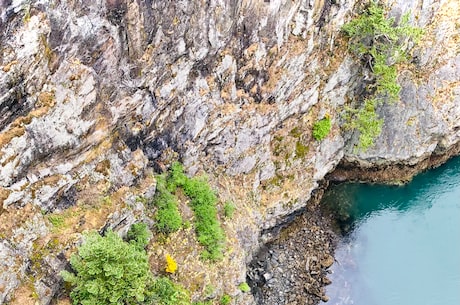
165,254,178,274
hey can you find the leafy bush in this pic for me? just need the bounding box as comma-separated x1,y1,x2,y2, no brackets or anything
312,117,332,141
151,277,191,305
342,1,422,150
61,230,154,305
184,180,225,261
153,175,183,234
168,162,225,261
61,229,191,305
345,99,383,150
127,222,151,249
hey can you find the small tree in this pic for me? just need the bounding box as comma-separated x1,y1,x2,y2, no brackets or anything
342,1,422,150
61,230,154,305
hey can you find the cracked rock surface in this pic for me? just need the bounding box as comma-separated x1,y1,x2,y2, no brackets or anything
0,0,459,304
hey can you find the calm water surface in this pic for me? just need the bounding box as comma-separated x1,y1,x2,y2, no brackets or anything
322,156,460,305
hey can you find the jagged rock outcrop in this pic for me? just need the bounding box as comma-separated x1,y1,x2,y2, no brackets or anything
0,0,459,304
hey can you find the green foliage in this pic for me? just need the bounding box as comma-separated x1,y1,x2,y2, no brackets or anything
61,230,191,305
238,282,251,293
166,161,189,192
151,277,191,305
127,222,152,250
150,162,226,260
183,220,192,229
220,294,232,305
153,175,183,234
61,230,154,305
342,1,422,150
342,1,422,77
184,179,225,261
48,214,65,228
223,201,236,219
312,117,332,141
371,49,400,101
135,196,148,205
166,162,225,261
345,99,383,150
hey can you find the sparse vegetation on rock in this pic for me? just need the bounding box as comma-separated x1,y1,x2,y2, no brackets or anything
342,1,423,150
166,162,226,261
220,294,232,305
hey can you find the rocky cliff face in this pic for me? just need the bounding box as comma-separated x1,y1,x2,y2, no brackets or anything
0,0,459,304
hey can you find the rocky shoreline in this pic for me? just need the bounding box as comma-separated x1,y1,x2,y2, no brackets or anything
248,187,338,305
247,149,460,305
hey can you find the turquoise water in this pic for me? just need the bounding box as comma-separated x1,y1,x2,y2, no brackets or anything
322,157,460,305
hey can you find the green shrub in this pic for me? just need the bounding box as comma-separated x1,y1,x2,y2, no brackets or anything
238,282,251,293
342,1,422,150
220,294,232,305
312,117,331,141
223,201,236,219
344,99,383,150
151,277,191,305
166,161,189,192
127,222,151,249
61,230,154,305
153,175,183,234
61,230,192,305
183,178,225,261
183,220,192,229
354,99,383,150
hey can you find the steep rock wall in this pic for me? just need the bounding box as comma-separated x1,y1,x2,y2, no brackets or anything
0,0,459,304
